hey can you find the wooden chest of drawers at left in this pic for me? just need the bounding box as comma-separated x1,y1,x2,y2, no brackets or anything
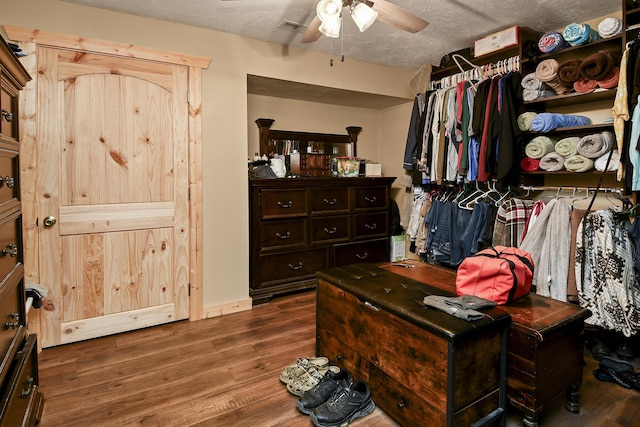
0,36,44,427
249,176,395,304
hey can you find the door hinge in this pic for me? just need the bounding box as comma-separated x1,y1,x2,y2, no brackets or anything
188,284,191,296
188,187,191,200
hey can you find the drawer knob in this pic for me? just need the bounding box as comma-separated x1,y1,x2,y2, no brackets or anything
1,109,12,123
364,223,377,230
364,196,377,203
277,201,293,208
1,176,14,188
288,262,303,270
1,243,18,257
5,312,19,329
323,198,337,205
20,377,34,398
397,402,406,409
323,227,337,235
275,231,291,240
355,252,368,260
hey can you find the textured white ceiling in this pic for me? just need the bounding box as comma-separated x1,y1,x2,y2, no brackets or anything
62,0,620,70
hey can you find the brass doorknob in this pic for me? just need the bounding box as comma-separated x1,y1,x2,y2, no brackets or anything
43,216,57,227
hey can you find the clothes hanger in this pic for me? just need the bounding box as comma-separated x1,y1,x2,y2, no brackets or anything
451,54,482,91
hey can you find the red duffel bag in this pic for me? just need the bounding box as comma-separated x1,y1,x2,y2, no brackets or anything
455,246,534,305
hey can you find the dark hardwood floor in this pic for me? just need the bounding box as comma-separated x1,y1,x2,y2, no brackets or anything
35,290,639,426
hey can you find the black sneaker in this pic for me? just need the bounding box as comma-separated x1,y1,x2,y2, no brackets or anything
296,369,352,415
310,380,375,427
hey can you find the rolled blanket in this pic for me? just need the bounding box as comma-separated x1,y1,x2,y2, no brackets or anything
563,23,600,47
539,152,566,171
574,78,598,93
517,112,538,131
594,150,620,171
530,112,592,132
598,17,623,38
554,136,580,157
521,72,545,90
564,154,594,172
579,50,619,81
536,59,570,94
525,136,556,159
538,31,568,53
523,88,556,101
520,157,540,172
596,67,620,89
576,131,614,159
557,59,583,87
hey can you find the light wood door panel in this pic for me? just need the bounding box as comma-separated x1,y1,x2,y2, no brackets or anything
37,46,189,347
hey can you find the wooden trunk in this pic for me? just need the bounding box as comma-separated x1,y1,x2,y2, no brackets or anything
316,264,511,427
380,261,591,427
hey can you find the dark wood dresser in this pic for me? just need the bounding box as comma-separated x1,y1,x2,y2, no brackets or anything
249,176,395,304
380,260,591,427
316,264,511,427
0,36,44,426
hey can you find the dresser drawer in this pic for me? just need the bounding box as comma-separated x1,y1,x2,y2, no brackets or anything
0,211,21,283
333,238,388,266
256,247,328,287
0,273,24,382
310,215,349,244
0,75,19,142
354,212,388,239
310,187,349,214
259,219,307,251
260,189,307,219
0,333,40,427
0,151,18,211
354,186,388,210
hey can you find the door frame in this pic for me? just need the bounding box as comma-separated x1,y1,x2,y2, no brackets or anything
5,25,211,342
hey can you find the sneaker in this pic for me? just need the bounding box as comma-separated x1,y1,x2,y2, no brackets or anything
296,369,353,415
287,366,341,397
310,380,375,427
279,357,330,384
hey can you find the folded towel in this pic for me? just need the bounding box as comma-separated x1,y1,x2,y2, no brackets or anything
564,154,594,172
594,150,620,171
555,136,580,157
539,151,566,171
538,31,568,53
536,59,571,94
520,157,541,171
596,67,620,89
579,50,619,81
523,88,556,101
577,131,614,158
517,112,538,131
521,72,545,90
563,23,600,47
557,59,583,87
525,136,556,159
574,78,598,93
530,112,592,132
598,17,623,38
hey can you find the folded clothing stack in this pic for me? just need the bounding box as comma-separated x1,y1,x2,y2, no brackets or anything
575,50,621,93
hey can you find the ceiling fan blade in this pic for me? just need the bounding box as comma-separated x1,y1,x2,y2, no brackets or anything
301,15,323,43
371,0,428,34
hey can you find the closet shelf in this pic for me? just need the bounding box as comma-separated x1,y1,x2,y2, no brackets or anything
522,170,617,176
523,123,614,136
523,89,616,108
536,35,622,60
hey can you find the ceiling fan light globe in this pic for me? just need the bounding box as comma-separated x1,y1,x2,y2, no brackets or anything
350,2,378,32
317,0,342,22
319,16,341,38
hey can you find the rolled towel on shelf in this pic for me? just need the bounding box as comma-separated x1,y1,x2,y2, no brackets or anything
596,67,620,89
530,112,592,132
557,59,583,88
563,22,600,47
595,150,620,171
536,59,571,94
520,157,541,172
577,131,614,158
564,154,595,172
517,112,538,131
521,72,546,90
539,151,566,171
598,17,623,38
555,136,580,157
579,50,619,81
525,136,556,159
538,31,568,53
574,77,598,93
523,88,556,101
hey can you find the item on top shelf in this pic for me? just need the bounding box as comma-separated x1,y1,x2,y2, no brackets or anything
579,50,620,81
595,149,620,171
536,59,571,94
557,59,583,88
520,156,541,171
539,151,566,171
517,111,538,131
530,112,592,132
577,131,615,158
525,135,556,159
563,22,601,47
598,17,624,38
555,136,580,157
474,25,520,57
564,154,594,172
574,77,598,93
538,31,568,53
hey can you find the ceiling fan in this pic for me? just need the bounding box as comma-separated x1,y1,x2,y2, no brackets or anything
301,0,428,43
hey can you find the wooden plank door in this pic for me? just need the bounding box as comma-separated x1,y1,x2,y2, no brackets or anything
36,47,190,347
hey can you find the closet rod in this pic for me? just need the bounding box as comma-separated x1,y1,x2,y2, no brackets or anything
520,185,623,194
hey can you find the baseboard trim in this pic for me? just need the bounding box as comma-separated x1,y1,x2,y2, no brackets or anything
202,298,252,318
